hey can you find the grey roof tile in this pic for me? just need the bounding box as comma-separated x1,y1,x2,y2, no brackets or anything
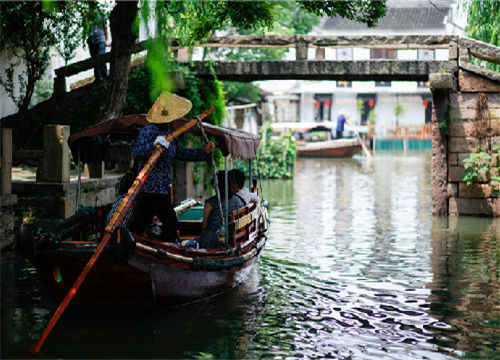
323,5,451,31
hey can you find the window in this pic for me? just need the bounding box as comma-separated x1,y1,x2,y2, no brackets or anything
336,48,353,60
417,49,435,60
417,81,430,88
314,94,333,122
357,94,376,125
421,96,432,124
370,49,396,59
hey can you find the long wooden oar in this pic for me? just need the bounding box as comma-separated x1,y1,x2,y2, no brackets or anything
346,120,372,159
23,107,214,358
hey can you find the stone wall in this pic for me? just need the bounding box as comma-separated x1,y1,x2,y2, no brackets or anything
1,129,17,249
13,175,121,227
0,195,17,249
432,70,500,216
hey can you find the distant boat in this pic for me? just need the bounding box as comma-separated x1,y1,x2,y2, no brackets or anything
271,122,362,158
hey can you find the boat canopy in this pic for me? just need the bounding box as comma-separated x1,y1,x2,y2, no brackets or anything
68,114,261,165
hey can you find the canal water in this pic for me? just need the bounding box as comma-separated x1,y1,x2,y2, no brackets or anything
1,153,499,359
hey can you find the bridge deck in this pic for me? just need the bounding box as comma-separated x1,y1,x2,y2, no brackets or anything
189,60,445,82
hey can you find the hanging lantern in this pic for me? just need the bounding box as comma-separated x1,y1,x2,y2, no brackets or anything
423,100,429,109
314,101,321,108
368,100,375,107
325,101,331,107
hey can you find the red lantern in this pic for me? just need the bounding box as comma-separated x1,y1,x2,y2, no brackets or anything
314,101,321,107
325,101,331,107
423,100,429,109
368,100,375,107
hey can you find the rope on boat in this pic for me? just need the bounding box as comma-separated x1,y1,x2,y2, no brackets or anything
135,242,194,264
134,234,267,270
195,116,226,241
192,237,266,270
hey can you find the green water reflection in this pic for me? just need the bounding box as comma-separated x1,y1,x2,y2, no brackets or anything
1,153,499,359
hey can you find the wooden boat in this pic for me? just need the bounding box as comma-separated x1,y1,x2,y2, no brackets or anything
271,121,362,158
17,114,268,309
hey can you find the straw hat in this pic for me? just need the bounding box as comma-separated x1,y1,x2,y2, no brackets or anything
146,92,192,124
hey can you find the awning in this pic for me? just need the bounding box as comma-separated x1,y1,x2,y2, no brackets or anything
68,114,261,164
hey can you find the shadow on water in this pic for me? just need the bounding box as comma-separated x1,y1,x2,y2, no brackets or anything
1,152,499,359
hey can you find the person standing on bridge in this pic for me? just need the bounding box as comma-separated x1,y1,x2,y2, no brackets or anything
87,1,110,81
336,109,347,139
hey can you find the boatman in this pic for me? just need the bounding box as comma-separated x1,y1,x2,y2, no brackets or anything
129,92,215,242
336,109,347,139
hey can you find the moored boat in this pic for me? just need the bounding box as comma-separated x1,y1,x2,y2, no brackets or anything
17,114,268,309
271,121,362,158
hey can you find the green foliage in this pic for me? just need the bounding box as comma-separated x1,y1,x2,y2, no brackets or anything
462,151,492,186
30,80,53,107
393,103,404,117
438,107,454,135
144,38,175,98
367,109,376,126
124,66,154,114
356,98,364,116
0,1,92,112
462,145,500,196
252,123,297,179
56,1,92,65
198,77,226,126
463,0,500,72
124,62,225,129
491,144,500,195
224,82,262,103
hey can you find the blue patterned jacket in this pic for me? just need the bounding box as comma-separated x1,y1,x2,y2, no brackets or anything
132,124,207,194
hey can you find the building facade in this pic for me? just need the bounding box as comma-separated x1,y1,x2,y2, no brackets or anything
259,0,462,138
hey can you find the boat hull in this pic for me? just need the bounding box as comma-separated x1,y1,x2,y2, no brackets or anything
35,233,265,309
129,252,258,307
297,140,362,158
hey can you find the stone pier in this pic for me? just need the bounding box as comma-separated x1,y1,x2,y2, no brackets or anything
1,129,18,249
431,69,500,216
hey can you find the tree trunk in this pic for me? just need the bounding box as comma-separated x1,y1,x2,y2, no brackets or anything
19,78,35,114
103,0,139,121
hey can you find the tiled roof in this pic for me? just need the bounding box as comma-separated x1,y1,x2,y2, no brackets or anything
322,4,452,31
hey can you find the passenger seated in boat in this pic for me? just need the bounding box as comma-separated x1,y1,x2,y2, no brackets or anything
228,169,259,204
189,171,244,249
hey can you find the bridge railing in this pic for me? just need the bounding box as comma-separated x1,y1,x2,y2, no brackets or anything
54,34,464,93
456,37,500,82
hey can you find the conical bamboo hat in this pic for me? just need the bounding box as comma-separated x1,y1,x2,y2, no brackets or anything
146,92,192,124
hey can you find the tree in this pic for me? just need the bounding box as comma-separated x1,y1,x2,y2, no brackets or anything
0,1,89,113
105,0,140,120
463,0,500,72
1,1,387,119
